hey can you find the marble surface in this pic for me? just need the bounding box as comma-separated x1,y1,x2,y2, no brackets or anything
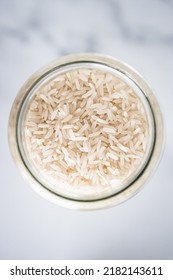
0,0,173,259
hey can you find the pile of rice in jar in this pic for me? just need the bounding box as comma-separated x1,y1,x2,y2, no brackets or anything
24,68,148,196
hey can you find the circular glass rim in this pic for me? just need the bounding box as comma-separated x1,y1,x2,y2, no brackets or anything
8,53,163,210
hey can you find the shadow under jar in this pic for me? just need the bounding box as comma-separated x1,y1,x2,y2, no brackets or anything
8,54,164,210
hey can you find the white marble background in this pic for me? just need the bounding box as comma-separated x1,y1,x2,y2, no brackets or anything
0,0,173,259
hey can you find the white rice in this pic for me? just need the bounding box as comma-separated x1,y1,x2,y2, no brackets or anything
24,68,148,191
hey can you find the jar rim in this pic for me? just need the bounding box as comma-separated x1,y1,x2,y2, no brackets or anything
8,53,164,210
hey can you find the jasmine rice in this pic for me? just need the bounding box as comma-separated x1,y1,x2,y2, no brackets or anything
24,68,148,194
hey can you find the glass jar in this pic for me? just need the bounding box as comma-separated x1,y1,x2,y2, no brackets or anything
8,53,164,210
